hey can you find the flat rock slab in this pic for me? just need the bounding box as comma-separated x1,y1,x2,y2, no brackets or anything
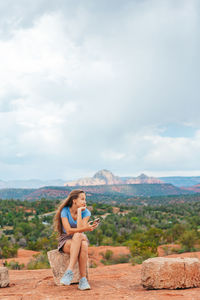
0,267,9,288
141,257,200,289
47,249,88,286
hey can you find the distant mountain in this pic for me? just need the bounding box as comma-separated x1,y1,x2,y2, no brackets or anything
1,171,200,190
0,188,36,200
0,179,66,189
0,187,73,201
125,173,163,184
181,184,200,193
64,169,123,186
159,176,200,187
64,169,162,186
93,169,123,184
0,183,193,201
74,183,192,197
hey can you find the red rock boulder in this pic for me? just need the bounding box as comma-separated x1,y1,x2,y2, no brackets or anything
0,267,9,288
47,249,89,286
141,257,200,289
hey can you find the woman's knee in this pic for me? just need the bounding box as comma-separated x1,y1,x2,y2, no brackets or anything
62,240,71,253
73,232,85,242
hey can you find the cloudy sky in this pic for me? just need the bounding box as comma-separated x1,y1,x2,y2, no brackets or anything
0,0,200,181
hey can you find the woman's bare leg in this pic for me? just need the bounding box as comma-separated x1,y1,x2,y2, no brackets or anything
65,233,86,271
78,240,88,278
62,239,72,254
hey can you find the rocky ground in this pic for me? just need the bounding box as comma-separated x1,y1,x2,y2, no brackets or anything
1,247,200,300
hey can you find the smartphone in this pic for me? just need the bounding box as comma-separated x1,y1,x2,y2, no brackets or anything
93,218,100,224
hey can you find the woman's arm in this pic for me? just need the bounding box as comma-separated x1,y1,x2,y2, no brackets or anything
61,216,97,235
77,207,89,229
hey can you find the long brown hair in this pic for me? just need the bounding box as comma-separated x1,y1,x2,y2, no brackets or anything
53,189,85,236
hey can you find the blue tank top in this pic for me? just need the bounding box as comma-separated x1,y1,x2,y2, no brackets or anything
60,206,91,234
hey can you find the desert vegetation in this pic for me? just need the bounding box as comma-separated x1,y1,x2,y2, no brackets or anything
1,196,200,268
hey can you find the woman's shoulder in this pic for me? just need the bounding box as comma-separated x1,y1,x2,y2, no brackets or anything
61,206,68,212
61,206,69,217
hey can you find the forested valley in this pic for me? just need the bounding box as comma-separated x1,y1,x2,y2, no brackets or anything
1,195,200,269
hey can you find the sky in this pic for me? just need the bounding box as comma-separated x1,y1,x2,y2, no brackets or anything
0,0,200,181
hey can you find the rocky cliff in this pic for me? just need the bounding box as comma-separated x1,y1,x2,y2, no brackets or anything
64,170,163,186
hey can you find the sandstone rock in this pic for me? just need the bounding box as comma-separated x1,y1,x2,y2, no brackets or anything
141,257,200,289
0,267,9,288
47,249,89,286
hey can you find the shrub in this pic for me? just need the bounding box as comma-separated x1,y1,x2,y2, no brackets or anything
100,249,113,260
89,260,98,268
0,234,19,258
27,252,50,269
4,260,25,270
101,237,113,245
100,250,130,265
179,230,198,251
162,246,180,256
128,240,157,265
18,238,27,247
111,254,131,264
27,233,58,251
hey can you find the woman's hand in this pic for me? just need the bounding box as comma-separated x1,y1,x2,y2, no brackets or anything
85,220,99,232
78,206,86,213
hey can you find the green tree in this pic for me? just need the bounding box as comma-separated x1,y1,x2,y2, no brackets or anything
179,230,198,251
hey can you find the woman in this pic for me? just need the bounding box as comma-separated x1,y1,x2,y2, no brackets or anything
53,189,98,290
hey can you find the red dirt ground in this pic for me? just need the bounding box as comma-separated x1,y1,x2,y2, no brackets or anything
1,247,200,299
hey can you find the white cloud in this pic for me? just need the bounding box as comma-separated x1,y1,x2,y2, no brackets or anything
143,133,200,169
101,150,126,161
0,0,200,180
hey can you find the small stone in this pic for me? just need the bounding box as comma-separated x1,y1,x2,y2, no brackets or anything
47,249,89,286
0,267,9,288
141,257,200,289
